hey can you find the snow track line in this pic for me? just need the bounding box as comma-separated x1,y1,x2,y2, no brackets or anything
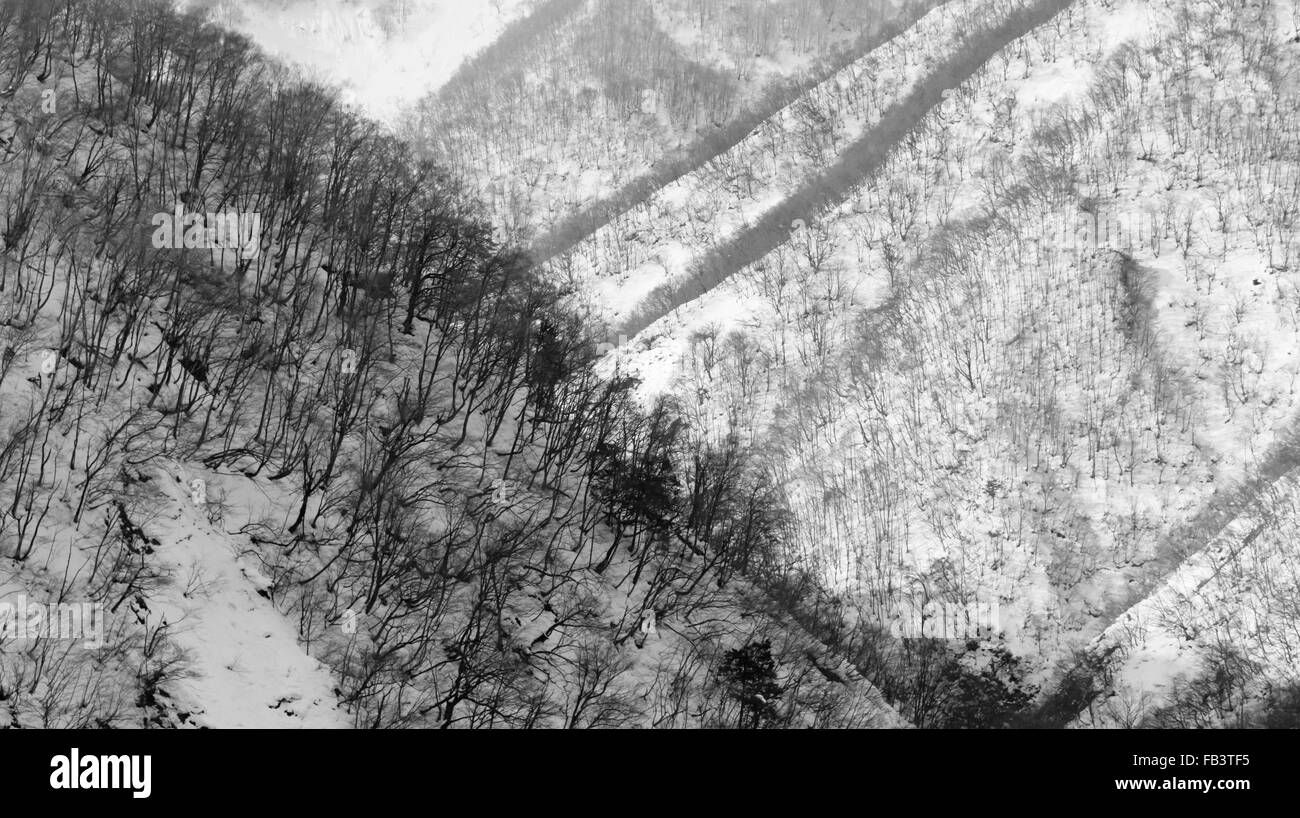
1038,414,1300,727
618,0,1077,340
1058,464,1300,728
528,0,940,264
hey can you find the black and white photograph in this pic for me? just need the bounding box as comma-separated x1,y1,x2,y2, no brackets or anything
0,0,1295,798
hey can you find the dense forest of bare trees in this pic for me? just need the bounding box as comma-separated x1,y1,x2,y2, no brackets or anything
4,0,1297,732
0,0,904,728
643,0,1300,726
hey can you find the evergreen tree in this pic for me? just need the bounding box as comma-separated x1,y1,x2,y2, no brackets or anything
718,640,784,729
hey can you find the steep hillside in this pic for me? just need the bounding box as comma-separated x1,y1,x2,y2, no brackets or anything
4,0,1295,732
1074,461,1300,727
593,0,1300,726
0,0,902,728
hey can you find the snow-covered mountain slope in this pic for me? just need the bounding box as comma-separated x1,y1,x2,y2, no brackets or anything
568,0,1300,725
0,0,905,729
5,0,1295,731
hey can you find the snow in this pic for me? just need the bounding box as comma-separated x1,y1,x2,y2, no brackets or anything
1077,467,1300,726
144,465,348,727
575,0,1300,715
192,0,537,125
6,0,1296,729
